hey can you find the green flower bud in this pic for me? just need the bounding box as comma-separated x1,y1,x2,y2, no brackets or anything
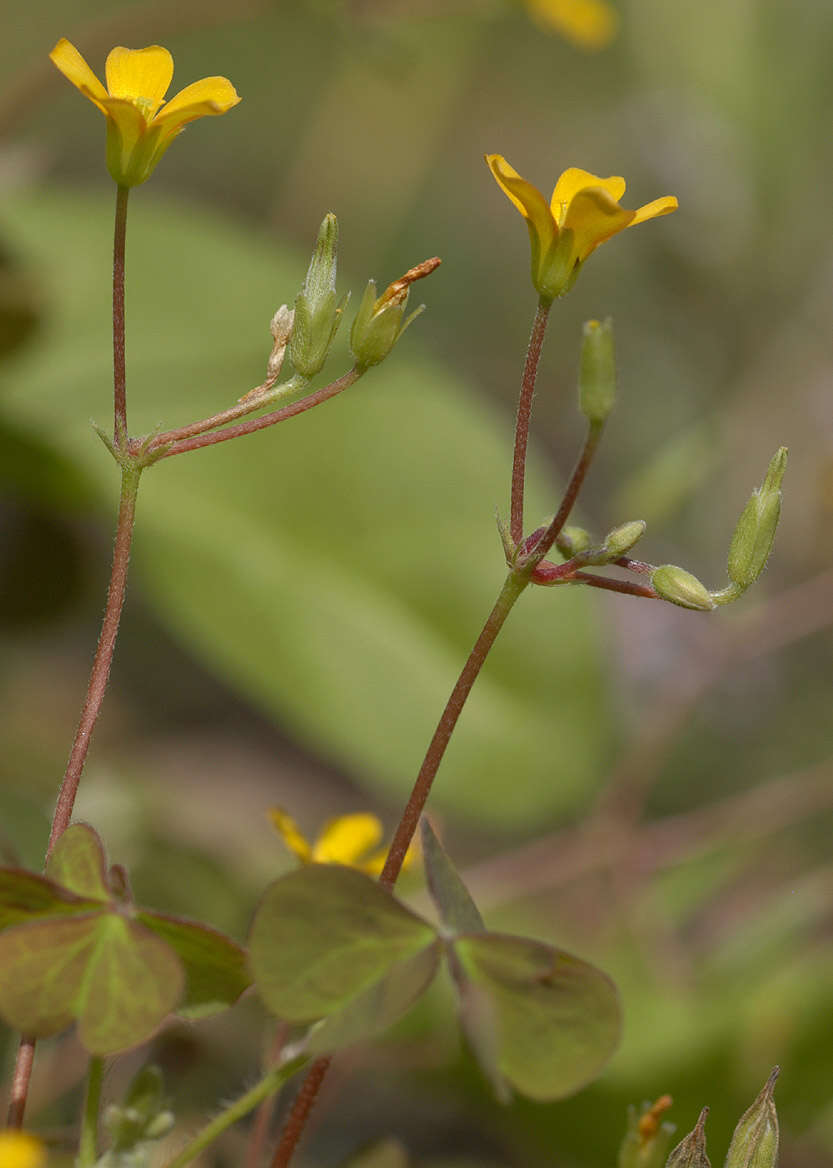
350,257,440,370
604,519,646,558
652,565,715,611
556,525,592,558
619,1096,675,1168
727,448,787,590
666,1108,710,1168
579,317,616,425
289,214,347,379
725,1068,779,1168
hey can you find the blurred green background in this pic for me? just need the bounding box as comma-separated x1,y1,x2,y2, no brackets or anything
1,0,833,1164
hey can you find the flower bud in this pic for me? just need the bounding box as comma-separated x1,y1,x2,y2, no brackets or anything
604,519,646,558
651,565,715,611
556,525,592,558
666,1108,710,1168
725,1068,779,1168
289,214,346,379
350,257,440,370
579,318,616,425
727,448,787,591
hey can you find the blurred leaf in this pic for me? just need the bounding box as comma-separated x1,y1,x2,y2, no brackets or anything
0,868,96,929
0,189,609,832
45,822,109,900
451,932,621,1101
421,818,485,935
249,864,438,1026
344,1139,410,1168
0,911,184,1053
137,910,250,1018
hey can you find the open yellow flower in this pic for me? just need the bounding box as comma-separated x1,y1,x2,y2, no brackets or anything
486,155,677,301
49,39,240,187
0,1131,47,1168
269,808,416,877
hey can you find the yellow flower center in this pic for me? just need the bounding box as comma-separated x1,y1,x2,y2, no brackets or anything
132,95,156,117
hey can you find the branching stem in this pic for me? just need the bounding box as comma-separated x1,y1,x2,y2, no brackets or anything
510,297,551,543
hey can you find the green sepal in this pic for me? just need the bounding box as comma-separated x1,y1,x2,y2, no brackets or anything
727,448,787,591
666,1108,711,1168
724,1068,779,1168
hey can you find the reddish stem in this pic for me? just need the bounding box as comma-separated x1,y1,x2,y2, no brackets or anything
573,571,659,600
510,298,551,544
5,1037,35,1128
113,185,129,444
526,421,602,565
269,1057,332,1168
270,572,528,1166
150,376,307,448
49,467,141,855
157,370,360,458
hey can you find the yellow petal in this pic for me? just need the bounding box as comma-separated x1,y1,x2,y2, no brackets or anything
154,77,241,132
0,1131,47,1168
313,813,383,865
562,186,635,262
268,808,313,863
105,46,173,116
630,194,679,226
526,0,618,52
49,38,109,113
485,153,557,254
551,167,626,223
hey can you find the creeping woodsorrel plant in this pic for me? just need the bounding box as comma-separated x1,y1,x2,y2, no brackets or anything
0,36,787,1168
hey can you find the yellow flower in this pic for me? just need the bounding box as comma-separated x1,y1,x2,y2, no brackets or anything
49,39,240,187
522,0,618,51
485,155,677,301
269,808,416,877
0,1131,47,1168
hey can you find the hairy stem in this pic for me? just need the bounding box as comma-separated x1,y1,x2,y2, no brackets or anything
113,185,129,444
78,1056,105,1167
157,369,361,458
48,465,142,857
271,570,529,1166
163,1058,308,1168
510,298,551,544
151,374,308,448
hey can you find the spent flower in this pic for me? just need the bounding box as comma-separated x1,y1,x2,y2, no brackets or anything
351,258,441,370
49,39,240,187
486,156,677,300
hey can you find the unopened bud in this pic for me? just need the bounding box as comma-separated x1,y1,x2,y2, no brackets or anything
651,565,715,611
727,448,787,590
666,1107,710,1168
579,318,616,426
725,1068,779,1168
619,1096,675,1168
604,519,646,558
556,525,592,558
350,257,440,370
289,214,346,379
